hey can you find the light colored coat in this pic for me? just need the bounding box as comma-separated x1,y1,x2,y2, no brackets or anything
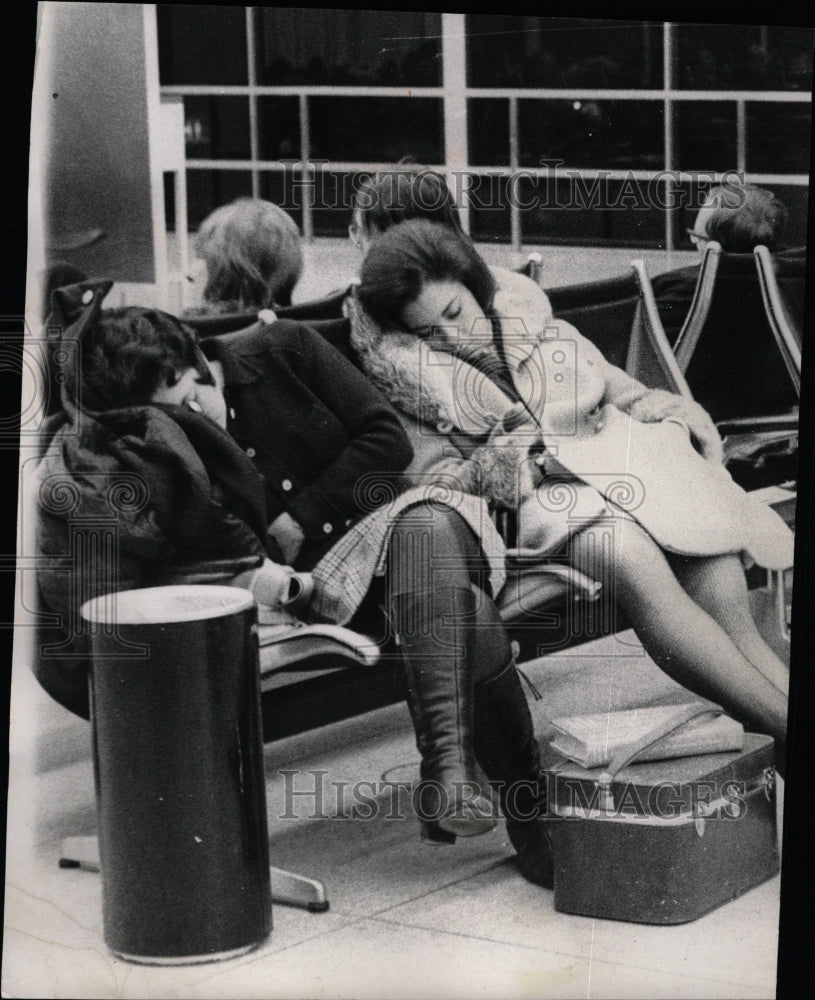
348,271,793,569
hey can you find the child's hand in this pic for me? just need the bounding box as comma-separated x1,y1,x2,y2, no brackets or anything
268,511,305,564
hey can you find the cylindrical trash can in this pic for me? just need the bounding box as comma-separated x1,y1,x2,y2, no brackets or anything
80,584,272,965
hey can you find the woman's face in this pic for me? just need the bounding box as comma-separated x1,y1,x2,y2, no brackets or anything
399,280,492,349
151,361,227,428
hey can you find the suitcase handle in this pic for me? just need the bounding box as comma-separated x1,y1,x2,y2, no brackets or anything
597,702,723,810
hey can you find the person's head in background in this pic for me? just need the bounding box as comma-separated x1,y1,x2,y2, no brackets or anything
689,183,788,255
195,198,304,310
349,167,465,257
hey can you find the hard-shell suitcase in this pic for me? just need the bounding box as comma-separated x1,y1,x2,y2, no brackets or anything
544,728,779,924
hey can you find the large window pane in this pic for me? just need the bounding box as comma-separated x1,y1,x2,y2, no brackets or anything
309,98,444,164
157,5,247,85
311,171,368,237
467,16,663,89
184,97,250,160
747,103,812,174
673,24,814,91
258,97,301,161
673,102,737,173
519,100,663,170
468,173,667,248
468,99,510,167
468,175,512,243
263,168,367,237
520,176,666,248
259,171,303,230
186,170,253,231
256,9,442,86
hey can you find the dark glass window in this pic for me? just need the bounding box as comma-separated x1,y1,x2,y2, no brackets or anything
258,98,301,161
519,100,663,171
255,9,442,86
186,170,254,231
467,16,663,89
263,167,368,237
673,24,815,91
468,99,510,167
259,171,304,230
468,173,667,248
157,5,247,85
747,103,813,174
163,173,176,233
184,97,250,160
468,175,512,243
311,170,369,237
519,176,666,248
673,102,737,173
309,98,444,164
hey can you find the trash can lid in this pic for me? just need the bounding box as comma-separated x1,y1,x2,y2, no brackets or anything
80,585,255,625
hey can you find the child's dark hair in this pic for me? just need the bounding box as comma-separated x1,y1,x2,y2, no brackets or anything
79,307,207,411
357,218,496,330
353,168,465,239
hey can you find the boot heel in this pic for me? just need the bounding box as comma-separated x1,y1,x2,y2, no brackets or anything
420,821,457,846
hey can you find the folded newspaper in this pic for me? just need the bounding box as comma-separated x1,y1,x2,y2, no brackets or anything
549,704,745,769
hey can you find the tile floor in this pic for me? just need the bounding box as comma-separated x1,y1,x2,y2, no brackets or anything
3,629,784,1000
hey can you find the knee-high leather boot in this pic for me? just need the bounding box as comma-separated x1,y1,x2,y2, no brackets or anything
391,586,498,841
474,658,553,888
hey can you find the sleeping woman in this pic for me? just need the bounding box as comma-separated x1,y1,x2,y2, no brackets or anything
347,219,792,769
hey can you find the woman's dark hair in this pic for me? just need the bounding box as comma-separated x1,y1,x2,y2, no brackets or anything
353,168,465,240
196,197,304,309
704,184,788,253
357,218,496,330
79,307,207,411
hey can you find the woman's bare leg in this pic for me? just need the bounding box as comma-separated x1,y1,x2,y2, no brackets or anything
568,520,788,760
669,552,789,696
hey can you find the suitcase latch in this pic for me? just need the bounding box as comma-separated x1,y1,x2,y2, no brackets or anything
597,772,615,812
694,801,711,837
763,767,776,802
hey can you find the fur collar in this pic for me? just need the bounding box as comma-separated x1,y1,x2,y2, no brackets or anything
346,295,514,434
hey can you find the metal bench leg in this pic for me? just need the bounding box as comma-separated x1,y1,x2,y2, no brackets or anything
773,569,792,643
59,836,329,913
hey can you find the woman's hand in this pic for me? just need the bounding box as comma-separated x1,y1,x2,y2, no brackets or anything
628,390,724,464
268,511,306,564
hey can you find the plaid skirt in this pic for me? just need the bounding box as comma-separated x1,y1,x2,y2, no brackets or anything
309,487,506,625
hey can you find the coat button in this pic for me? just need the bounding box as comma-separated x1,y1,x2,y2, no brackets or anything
323,522,333,534
229,408,236,420
246,447,256,458
81,289,94,304
282,479,292,492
